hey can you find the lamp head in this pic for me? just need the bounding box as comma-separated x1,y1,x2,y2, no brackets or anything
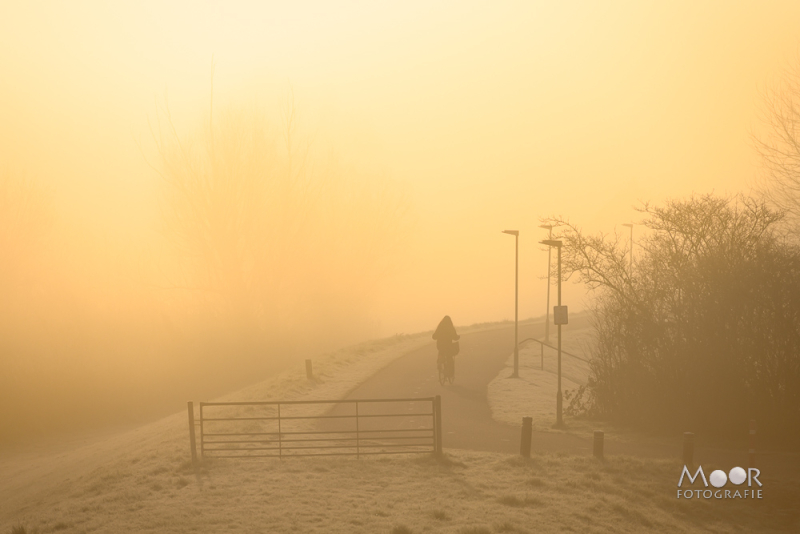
502,230,519,236
540,239,562,247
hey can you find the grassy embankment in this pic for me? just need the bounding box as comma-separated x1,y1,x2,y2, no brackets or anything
487,325,593,434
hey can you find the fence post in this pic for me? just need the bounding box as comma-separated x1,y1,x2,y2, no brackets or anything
683,432,694,466
187,402,197,466
520,417,532,458
593,430,604,459
749,420,756,468
540,343,544,370
434,395,443,457
305,359,313,380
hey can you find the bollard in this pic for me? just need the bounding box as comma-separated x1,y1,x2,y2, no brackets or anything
683,432,694,466
520,417,533,458
540,344,544,371
305,359,313,380
749,420,757,468
187,401,197,466
593,430,604,459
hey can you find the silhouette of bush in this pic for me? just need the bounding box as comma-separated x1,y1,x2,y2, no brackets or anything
544,195,800,443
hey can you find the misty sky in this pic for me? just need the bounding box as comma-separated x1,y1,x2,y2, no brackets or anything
2,1,800,335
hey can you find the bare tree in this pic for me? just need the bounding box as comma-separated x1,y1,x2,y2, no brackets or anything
754,57,800,231
148,90,407,345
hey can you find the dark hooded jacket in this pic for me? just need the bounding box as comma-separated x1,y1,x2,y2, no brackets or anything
432,315,459,353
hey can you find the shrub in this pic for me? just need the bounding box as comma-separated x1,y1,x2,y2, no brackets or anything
544,195,800,443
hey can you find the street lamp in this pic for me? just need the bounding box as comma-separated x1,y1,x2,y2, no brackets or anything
538,224,553,343
540,239,565,427
502,230,520,378
622,223,634,273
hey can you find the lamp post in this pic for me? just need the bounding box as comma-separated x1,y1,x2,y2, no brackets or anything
539,224,553,343
502,230,520,378
540,239,564,427
622,223,634,273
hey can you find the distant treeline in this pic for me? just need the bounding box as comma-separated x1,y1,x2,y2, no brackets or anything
0,100,406,445
548,195,800,445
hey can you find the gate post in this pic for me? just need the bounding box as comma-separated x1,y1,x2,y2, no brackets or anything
188,402,197,466
355,401,360,459
434,395,443,456
199,403,205,459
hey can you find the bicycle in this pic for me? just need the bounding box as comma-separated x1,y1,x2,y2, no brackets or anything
438,354,455,385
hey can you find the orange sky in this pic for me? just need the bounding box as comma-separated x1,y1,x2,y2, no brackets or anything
2,1,800,335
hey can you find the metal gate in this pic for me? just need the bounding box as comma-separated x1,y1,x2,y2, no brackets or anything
187,396,442,460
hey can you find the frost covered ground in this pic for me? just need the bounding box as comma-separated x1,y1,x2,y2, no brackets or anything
486,325,594,435
2,323,798,533
6,444,796,533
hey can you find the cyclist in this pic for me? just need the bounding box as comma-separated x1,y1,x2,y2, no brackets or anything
433,315,460,381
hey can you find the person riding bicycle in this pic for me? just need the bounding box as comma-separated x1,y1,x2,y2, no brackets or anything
433,315,460,373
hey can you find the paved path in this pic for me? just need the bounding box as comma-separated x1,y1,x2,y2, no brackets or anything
320,318,800,478
323,319,592,455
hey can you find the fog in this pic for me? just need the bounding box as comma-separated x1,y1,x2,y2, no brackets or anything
2,1,800,442
0,95,408,441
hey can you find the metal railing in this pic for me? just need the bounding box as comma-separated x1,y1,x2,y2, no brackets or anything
519,337,590,363
518,337,591,372
187,396,442,461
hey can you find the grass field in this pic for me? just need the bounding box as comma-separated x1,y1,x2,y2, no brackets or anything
487,325,594,435
2,320,799,533
6,447,797,533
